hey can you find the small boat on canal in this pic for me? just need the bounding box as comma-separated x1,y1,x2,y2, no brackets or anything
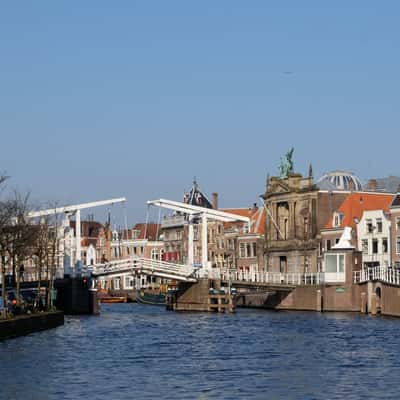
136,290,166,306
100,296,127,304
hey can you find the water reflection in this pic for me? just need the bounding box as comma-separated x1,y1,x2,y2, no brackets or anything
1,305,400,399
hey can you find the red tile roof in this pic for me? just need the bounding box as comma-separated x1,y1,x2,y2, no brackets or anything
221,207,266,235
325,192,395,230
121,223,161,241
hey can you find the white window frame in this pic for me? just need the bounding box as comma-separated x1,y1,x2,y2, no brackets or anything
324,253,345,282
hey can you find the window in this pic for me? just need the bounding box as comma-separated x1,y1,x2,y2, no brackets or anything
151,249,159,260
132,230,140,239
333,212,343,228
361,239,368,254
252,243,257,258
397,237,400,255
125,276,133,289
372,239,378,254
382,238,388,254
366,219,374,233
326,240,331,251
239,243,246,258
246,243,251,258
126,247,130,255
334,215,339,227
397,217,400,231
113,278,120,290
324,254,345,282
376,219,382,233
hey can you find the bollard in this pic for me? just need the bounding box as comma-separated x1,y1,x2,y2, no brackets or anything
360,292,367,314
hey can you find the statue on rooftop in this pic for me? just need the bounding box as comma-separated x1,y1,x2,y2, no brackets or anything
278,147,294,179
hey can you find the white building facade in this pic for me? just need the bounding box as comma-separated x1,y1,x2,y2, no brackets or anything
357,210,391,269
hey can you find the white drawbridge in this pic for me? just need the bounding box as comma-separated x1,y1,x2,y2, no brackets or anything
89,257,198,282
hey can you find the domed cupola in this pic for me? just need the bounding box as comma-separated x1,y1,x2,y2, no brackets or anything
317,170,363,191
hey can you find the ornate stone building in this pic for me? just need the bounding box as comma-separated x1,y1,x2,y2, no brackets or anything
262,173,348,274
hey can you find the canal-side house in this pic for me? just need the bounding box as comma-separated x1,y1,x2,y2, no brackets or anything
161,180,215,265
389,194,400,268
357,209,392,269
65,220,108,273
215,205,266,280
321,192,395,282
99,223,164,292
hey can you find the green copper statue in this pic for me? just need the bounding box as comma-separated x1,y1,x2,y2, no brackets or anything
279,147,294,179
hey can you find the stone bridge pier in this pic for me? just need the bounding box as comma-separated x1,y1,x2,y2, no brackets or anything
359,281,400,317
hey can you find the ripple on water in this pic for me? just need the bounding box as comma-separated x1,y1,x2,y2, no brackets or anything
1,305,400,399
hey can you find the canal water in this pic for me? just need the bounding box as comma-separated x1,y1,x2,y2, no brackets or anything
1,305,400,400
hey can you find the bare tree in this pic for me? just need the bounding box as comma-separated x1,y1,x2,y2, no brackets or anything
0,199,18,318
11,192,37,306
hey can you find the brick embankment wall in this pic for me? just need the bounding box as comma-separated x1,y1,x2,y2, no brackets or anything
0,311,64,341
321,284,362,312
381,285,400,317
239,284,364,312
276,286,321,311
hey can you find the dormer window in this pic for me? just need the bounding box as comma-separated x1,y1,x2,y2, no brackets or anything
333,212,344,228
132,229,141,240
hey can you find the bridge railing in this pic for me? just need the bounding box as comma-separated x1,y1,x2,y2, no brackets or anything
139,257,195,278
219,270,325,286
89,257,196,280
354,266,400,286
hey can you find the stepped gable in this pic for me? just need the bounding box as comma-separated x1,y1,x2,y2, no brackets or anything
325,192,395,230
183,180,213,209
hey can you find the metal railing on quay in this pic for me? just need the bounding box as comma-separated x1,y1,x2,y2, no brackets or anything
220,270,325,286
353,266,400,286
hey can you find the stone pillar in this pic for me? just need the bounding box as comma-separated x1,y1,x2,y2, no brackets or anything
289,202,294,239
360,292,367,314
371,293,377,316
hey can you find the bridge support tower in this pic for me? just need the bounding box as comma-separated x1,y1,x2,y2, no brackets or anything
166,278,234,313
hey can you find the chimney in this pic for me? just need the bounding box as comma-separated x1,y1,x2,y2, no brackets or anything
367,179,378,191
212,192,218,209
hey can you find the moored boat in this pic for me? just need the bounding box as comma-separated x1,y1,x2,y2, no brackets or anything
100,296,127,303
136,291,165,306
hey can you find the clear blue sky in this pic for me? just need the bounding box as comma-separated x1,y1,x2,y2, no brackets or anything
1,1,399,224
